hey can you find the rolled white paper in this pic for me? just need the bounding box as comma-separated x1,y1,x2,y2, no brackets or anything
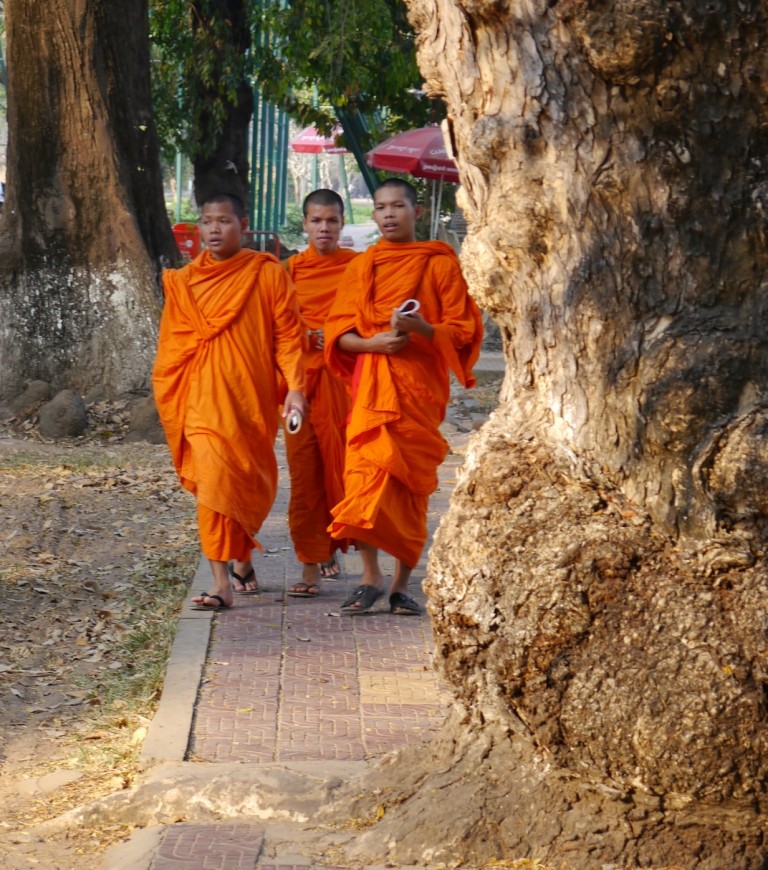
286,409,303,434
397,298,420,315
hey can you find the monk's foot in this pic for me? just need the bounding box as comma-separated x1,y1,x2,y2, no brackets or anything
340,584,384,613
288,562,321,597
389,592,421,616
318,552,341,578
228,563,259,594
191,591,232,611
288,582,321,598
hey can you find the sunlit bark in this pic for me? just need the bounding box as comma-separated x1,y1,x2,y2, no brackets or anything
0,0,175,397
336,3,768,868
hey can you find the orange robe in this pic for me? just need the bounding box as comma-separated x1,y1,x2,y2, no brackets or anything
285,244,358,563
152,248,304,561
324,239,483,567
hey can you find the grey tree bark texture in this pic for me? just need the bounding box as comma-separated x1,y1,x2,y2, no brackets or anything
0,0,177,400
323,3,768,869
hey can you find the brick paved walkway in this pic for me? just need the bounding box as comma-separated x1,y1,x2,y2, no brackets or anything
145,431,466,870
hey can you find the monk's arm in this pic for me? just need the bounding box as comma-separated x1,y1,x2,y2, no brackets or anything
338,329,410,355
426,256,483,386
270,265,306,392
430,258,481,347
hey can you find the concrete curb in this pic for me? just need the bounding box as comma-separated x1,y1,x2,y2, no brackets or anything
139,557,211,767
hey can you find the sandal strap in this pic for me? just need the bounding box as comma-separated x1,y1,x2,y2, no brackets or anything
228,565,255,584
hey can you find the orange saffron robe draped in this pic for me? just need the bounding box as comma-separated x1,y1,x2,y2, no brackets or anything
285,244,358,563
324,239,483,567
152,249,305,560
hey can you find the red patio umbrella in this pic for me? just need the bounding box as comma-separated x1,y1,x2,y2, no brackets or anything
365,125,459,182
289,124,355,224
289,125,348,154
367,126,459,238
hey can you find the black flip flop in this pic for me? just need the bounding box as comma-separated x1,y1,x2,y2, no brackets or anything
318,553,341,578
288,582,321,598
228,564,260,595
341,584,384,614
191,592,230,611
389,592,421,615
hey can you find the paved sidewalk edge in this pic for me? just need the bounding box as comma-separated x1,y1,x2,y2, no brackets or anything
140,556,210,768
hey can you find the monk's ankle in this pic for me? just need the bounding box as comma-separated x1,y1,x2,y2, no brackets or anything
302,563,321,583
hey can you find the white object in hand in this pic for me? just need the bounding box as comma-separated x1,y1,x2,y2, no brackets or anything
398,298,420,315
286,409,303,434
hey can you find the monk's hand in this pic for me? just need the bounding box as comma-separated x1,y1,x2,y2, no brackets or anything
367,330,410,355
284,389,308,420
390,308,434,340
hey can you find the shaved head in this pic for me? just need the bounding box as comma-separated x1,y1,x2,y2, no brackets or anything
375,178,418,207
303,189,345,217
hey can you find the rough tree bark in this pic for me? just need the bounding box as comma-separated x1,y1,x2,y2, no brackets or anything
325,3,768,869
0,0,176,400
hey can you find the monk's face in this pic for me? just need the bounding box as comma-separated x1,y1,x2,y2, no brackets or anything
199,201,248,260
303,203,343,254
372,185,422,243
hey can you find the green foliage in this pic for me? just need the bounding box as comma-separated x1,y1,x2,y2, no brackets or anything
349,201,375,223
280,202,306,247
165,197,199,222
149,0,439,162
255,0,435,143
150,0,256,162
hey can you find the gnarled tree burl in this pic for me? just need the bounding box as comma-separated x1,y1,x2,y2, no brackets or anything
328,3,768,868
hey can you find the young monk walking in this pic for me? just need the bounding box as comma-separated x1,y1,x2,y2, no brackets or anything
284,189,358,597
324,178,483,615
152,193,307,611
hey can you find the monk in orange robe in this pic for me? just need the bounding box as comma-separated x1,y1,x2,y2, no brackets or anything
325,178,483,615
284,189,358,597
152,193,306,611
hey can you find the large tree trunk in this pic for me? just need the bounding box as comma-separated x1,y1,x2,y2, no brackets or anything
0,0,176,399
328,3,768,868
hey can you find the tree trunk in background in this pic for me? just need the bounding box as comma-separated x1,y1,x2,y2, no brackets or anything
190,0,253,209
332,3,768,868
0,0,176,399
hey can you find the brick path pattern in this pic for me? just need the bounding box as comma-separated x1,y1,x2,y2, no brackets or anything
149,433,463,869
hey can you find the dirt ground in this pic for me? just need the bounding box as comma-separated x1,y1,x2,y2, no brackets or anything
0,398,200,867
0,378,502,869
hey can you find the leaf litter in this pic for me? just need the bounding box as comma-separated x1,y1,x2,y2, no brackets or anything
0,406,199,866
